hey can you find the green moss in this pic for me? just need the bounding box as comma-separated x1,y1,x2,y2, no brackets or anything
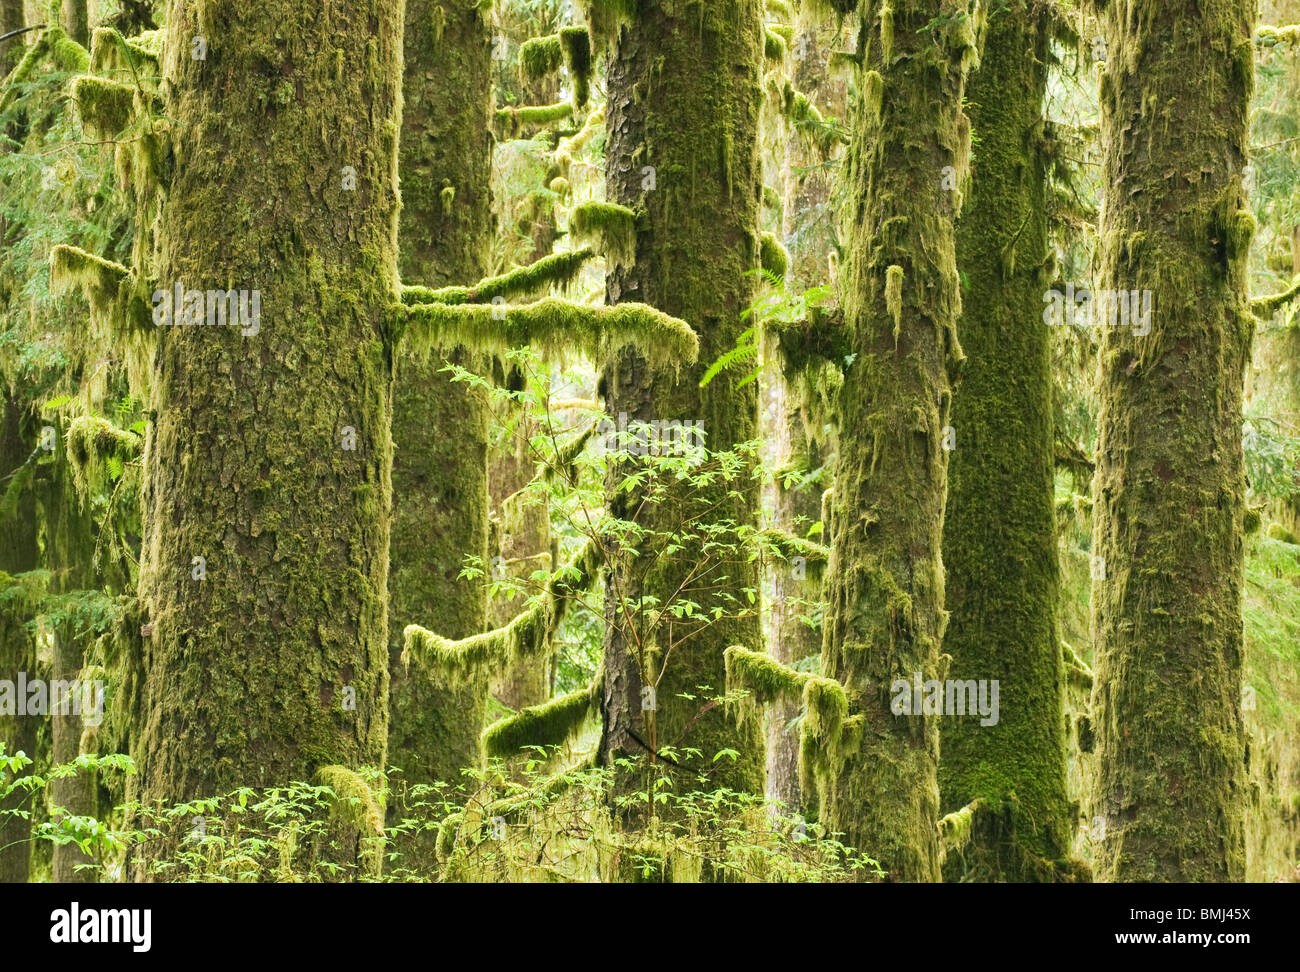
481,681,599,758
581,0,638,46
49,244,150,337
570,201,638,265
87,26,158,75
51,35,90,73
399,297,697,370
760,232,789,280
751,527,827,578
1266,522,1298,544
765,26,788,61
64,414,142,498
70,75,135,139
1251,275,1300,318
495,101,573,137
0,26,53,113
520,34,564,78
401,247,595,306
884,263,904,337
403,539,604,679
937,799,982,859
560,27,593,108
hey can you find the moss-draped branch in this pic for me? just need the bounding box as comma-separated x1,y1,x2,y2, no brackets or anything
400,247,595,306
481,677,602,759
49,244,154,336
395,296,698,371
403,537,605,680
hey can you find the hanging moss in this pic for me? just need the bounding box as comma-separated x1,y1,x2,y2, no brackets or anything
401,247,595,306
884,263,904,336
1252,274,1300,318
768,76,848,157
759,231,789,280
398,296,697,370
314,765,385,877
51,33,90,73
87,25,158,75
560,27,593,108
937,799,983,860
494,101,574,138
404,538,604,679
766,0,794,20
69,74,135,139
557,104,605,166
581,0,639,46
724,645,814,707
750,527,827,578
481,679,600,758
48,244,152,336
520,34,564,79
0,450,38,522
765,26,788,61
64,414,142,499
569,201,638,265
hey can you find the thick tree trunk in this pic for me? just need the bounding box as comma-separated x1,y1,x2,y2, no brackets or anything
0,0,24,72
939,2,1075,882
0,395,38,883
597,0,767,800
818,0,970,882
387,0,493,798
1088,0,1253,882
62,0,89,47
47,461,99,882
131,0,400,861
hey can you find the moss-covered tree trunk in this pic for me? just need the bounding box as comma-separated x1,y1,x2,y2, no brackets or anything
47,460,99,882
938,1,1075,882
387,0,493,801
1088,0,1254,882
0,395,38,883
131,0,400,854
0,0,24,72
595,0,767,798
817,0,971,882
763,0,846,816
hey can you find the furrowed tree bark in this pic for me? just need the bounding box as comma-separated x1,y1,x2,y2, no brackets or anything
388,0,493,802
1088,0,1253,882
130,0,400,873
818,0,971,882
939,0,1076,882
596,0,767,800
